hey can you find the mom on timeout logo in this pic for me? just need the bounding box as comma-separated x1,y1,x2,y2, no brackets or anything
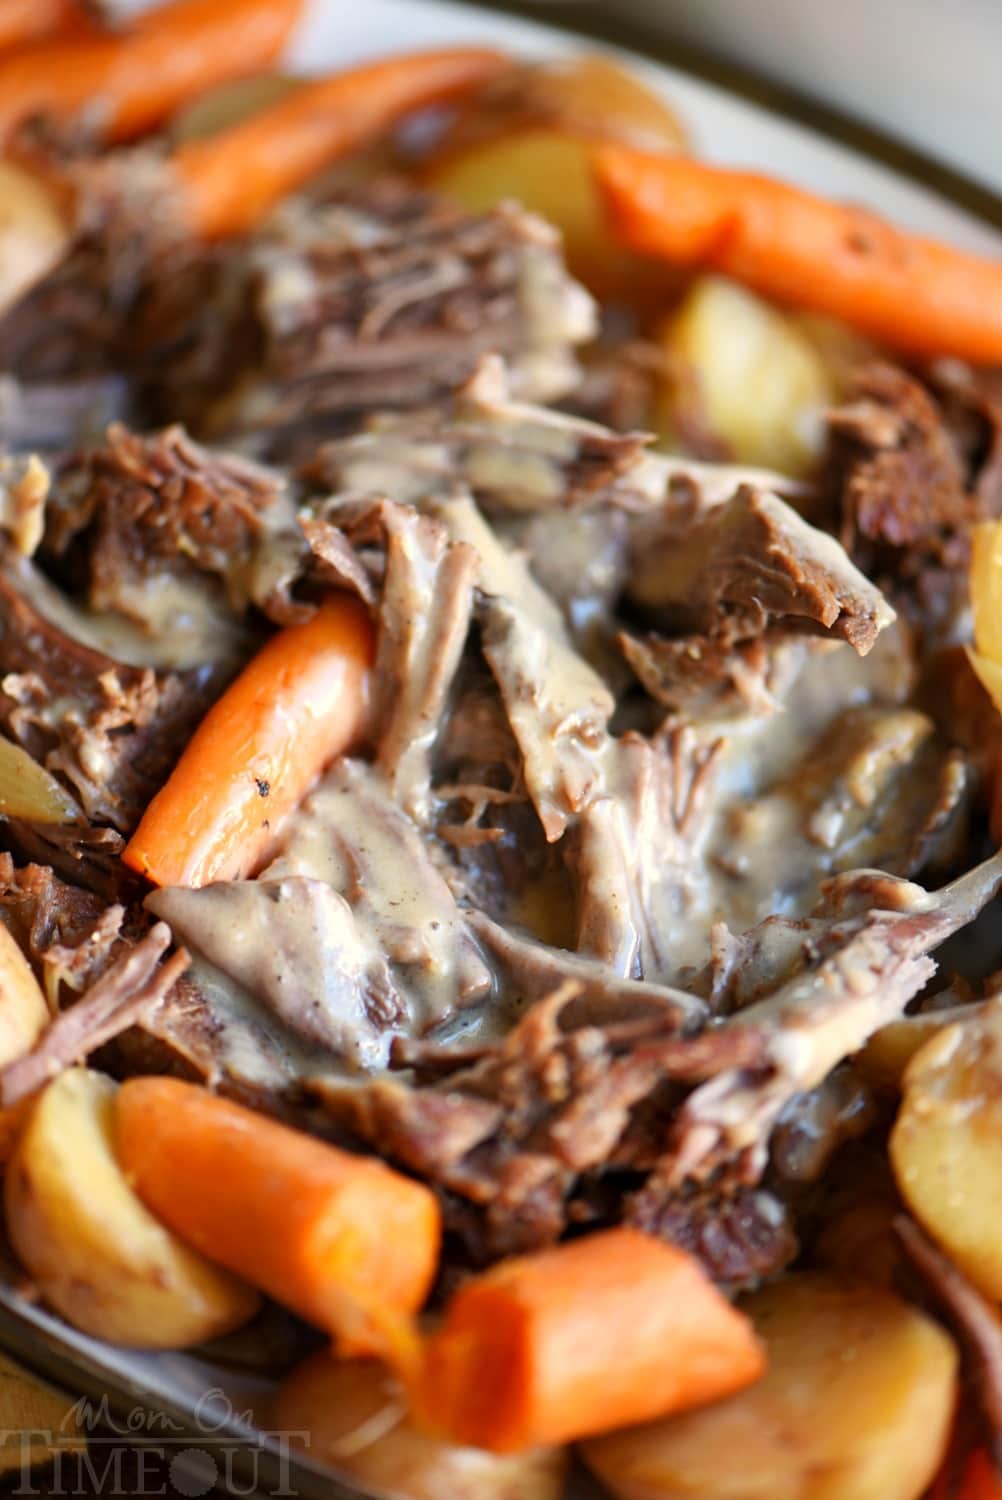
0,1385,310,1497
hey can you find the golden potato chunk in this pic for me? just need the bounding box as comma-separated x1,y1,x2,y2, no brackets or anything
581,1274,956,1500
891,1001,1002,1299
0,162,70,319
5,1068,259,1347
0,922,49,1071
428,56,687,303
856,1004,988,1092
270,1352,567,1500
656,276,834,473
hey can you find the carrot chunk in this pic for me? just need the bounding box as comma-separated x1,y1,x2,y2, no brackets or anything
0,0,94,52
417,1226,765,1452
116,1077,440,1356
0,0,303,144
173,47,507,239
122,595,373,889
594,147,1002,363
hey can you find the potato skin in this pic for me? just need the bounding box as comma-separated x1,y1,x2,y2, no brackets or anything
270,1352,567,1500
891,1003,1002,1299
5,1068,259,1348
581,1274,957,1500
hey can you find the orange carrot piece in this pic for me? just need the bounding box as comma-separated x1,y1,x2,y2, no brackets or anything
0,0,303,145
123,595,373,889
0,0,94,52
116,1077,440,1356
417,1226,765,1453
173,47,507,239
593,146,1002,363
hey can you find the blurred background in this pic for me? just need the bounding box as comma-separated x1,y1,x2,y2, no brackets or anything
616,0,1001,195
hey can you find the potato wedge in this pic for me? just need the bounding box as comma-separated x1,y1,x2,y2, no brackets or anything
270,1352,567,1500
656,275,833,473
582,1274,956,1500
0,162,70,320
0,734,80,825
0,922,49,1072
891,1001,1002,1299
5,1068,259,1347
857,1004,989,1091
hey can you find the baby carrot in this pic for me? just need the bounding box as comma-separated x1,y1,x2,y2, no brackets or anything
0,0,303,144
594,146,1002,363
417,1226,765,1453
116,1077,440,1356
122,594,373,888
0,0,95,52
172,47,507,238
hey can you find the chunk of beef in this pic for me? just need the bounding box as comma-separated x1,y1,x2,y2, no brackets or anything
315,978,759,1264
624,1183,798,1290
208,192,596,457
0,923,187,1106
42,423,305,645
828,361,1002,631
0,854,119,999
0,563,203,832
628,483,893,655
307,355,814,519
669,852,1002,1185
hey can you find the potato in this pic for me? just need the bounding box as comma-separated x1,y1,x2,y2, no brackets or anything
856,1004,989,1091
0,922,49,1072
270,1352,567,1500
581,1274,956,1500
428,56,687,304
0,734,81,826
0,162,70,319
656,275,834,473
971,520,1002,666
5,1068,259,1348
891,1001,1002,1300
431,128,677,304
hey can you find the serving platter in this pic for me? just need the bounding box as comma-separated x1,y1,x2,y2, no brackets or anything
2,1,1000,1495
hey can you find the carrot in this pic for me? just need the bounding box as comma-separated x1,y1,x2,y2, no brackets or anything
122,594,373,889
416,1226,765,1453
172,47,508,239
0,0,303,145
593,146,1002,364
116,1077,440,1359
0,0,95,52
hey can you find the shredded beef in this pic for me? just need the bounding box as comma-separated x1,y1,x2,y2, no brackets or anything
829,361,1002,629
0,564,202,832
212,192,595,457
0,923,188,1106
43,422,304,633
670,853,1002,1185
0,854,116,997
628,483,893,655
624,1183,798,1290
